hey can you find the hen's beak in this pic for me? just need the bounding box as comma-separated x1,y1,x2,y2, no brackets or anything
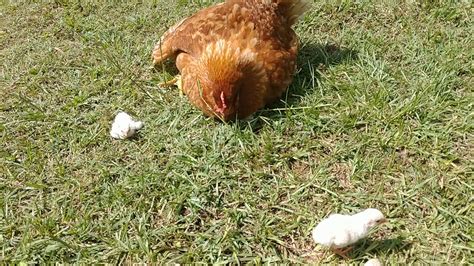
378,218,388,224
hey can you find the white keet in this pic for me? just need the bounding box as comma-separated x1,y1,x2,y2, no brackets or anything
110,112,144,139
365,258,382,266
312,208,386,258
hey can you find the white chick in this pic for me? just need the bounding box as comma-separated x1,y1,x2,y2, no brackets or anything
312,208,386,258
365,258,382,266
110,112,144,139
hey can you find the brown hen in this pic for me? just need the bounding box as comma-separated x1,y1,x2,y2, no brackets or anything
152,0,310,121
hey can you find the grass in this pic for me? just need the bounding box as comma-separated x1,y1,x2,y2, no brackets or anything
1,0,473,263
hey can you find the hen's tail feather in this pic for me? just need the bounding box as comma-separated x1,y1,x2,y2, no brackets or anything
275,0,312,25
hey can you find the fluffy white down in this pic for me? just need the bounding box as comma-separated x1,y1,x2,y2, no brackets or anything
110,112,143,139
365,258,382,266
312,214,359,248
312,209,385,248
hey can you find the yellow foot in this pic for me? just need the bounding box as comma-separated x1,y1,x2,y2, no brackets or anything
159,75,183,96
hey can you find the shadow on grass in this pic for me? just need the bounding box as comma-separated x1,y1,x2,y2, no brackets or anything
152,42,358,130
289,41,359,103
240,42,359,131
348,236,412,259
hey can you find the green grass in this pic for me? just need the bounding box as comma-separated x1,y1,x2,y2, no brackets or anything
1,0,473,264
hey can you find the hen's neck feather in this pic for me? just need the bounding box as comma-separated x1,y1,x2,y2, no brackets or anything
199,40,255,83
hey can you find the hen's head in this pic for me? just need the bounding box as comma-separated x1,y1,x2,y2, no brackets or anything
196,40,256,121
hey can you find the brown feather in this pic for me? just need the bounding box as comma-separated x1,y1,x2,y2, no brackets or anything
152,0,310,120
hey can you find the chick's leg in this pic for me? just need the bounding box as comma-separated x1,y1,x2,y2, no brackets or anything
331,246,353,259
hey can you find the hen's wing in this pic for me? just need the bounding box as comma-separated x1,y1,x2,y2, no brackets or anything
152,17,187,65
152,3,228,65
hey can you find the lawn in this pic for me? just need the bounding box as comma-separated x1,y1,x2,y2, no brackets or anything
1,0,473,264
